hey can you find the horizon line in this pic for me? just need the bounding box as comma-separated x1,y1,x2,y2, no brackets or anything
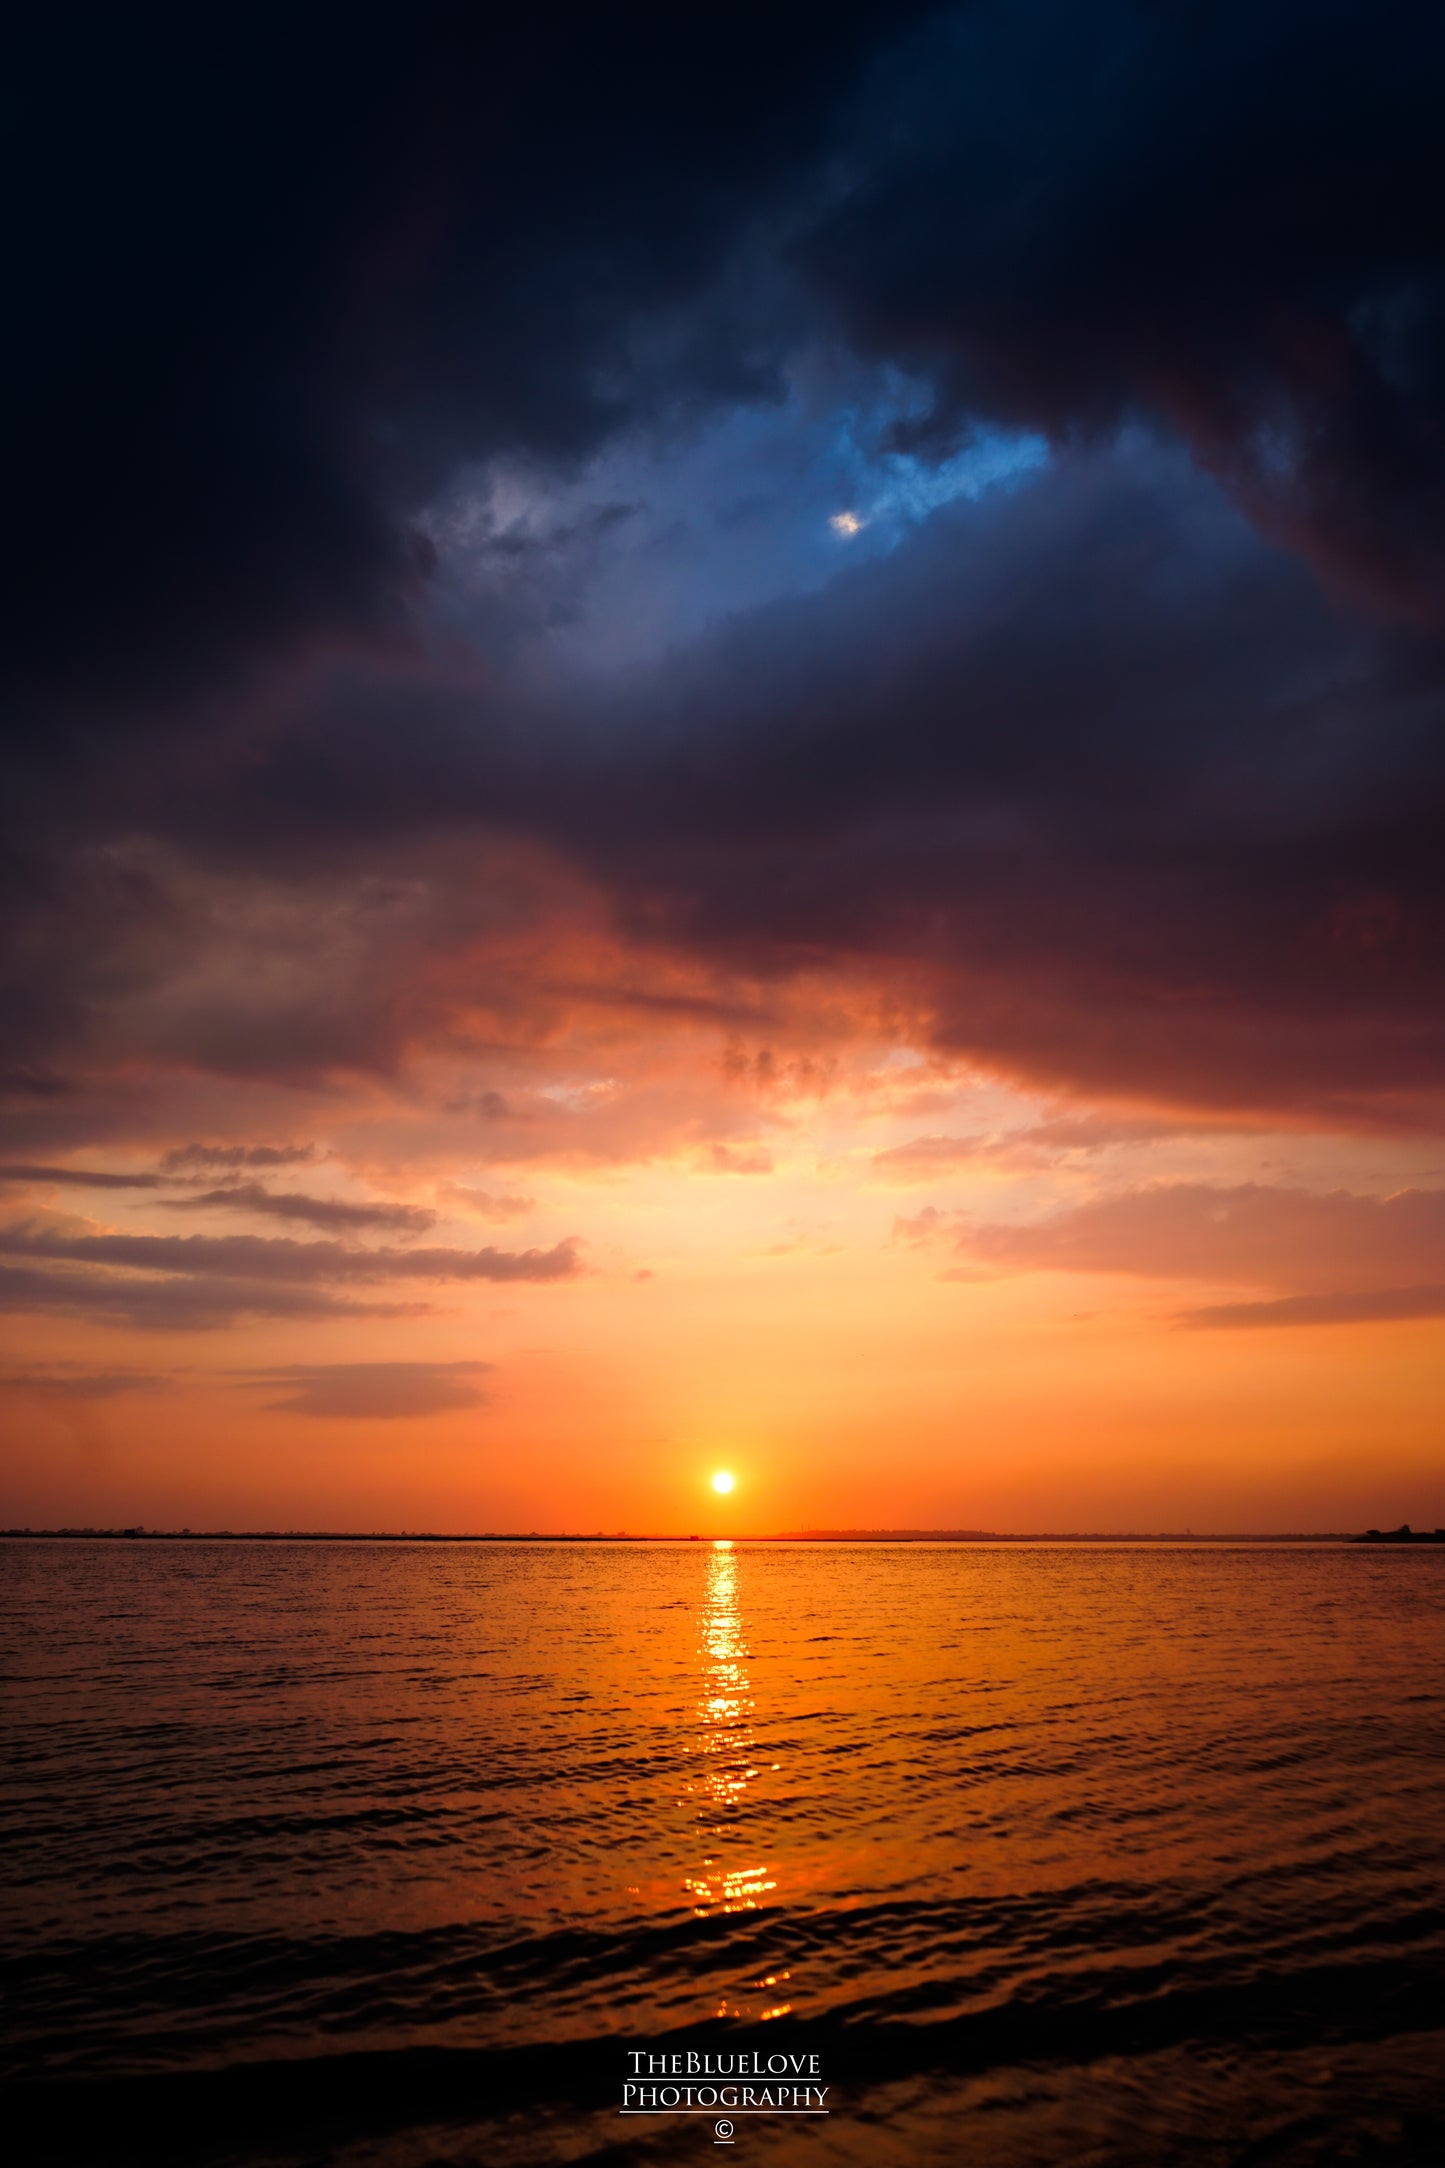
0,1524,1374,1544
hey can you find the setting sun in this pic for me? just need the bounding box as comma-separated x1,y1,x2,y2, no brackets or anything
711,1471,735,1495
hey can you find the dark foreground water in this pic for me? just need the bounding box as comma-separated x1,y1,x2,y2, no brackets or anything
3,1540,1444,2167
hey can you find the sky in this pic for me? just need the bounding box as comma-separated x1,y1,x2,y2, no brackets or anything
3,0,1445,1533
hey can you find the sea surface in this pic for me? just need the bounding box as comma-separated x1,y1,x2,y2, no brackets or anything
3,1539,1444,2166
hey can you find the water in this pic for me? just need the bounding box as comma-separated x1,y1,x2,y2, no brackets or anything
3,1539,1444,2165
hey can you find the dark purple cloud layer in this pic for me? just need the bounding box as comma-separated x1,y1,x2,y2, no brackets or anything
4,1,1445,1136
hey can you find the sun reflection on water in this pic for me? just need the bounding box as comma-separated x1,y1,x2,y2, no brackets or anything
681,1541,778,1921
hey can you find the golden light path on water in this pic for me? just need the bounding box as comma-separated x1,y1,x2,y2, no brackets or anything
681,1541,792,2018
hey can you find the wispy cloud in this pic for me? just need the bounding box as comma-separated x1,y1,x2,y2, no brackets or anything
0,1219,581,1332
873,1115,1229,1183
163,1182,436,1234
445,1187,537,1222
873,1136,985,1179
0,1365,169,1398
161,1144,318,1172
1181,1285,1445,1330
709,1143,774,1174
955,1183,1445,1290
0,1227,580,1284
241,1360,495,1419
0,1262,429,1331
0,1164,160,1190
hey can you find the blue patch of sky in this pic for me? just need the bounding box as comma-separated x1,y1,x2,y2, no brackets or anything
422,357,1049,674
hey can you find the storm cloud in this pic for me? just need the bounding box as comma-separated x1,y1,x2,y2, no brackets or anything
5,1,1445,1341
3,0,924,723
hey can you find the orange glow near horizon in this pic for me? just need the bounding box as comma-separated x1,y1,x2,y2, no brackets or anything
2,1019,1443,1536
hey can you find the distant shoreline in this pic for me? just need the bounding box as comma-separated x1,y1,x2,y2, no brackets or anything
0,1526,1396,1545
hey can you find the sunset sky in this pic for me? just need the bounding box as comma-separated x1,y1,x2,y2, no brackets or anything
4,1,1445,1532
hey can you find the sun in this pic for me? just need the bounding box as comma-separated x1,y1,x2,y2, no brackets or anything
711,1471,735,1495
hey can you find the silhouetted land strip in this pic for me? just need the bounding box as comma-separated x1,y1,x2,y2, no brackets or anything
0,1526,1370,1544
1352,1523,1445,1543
